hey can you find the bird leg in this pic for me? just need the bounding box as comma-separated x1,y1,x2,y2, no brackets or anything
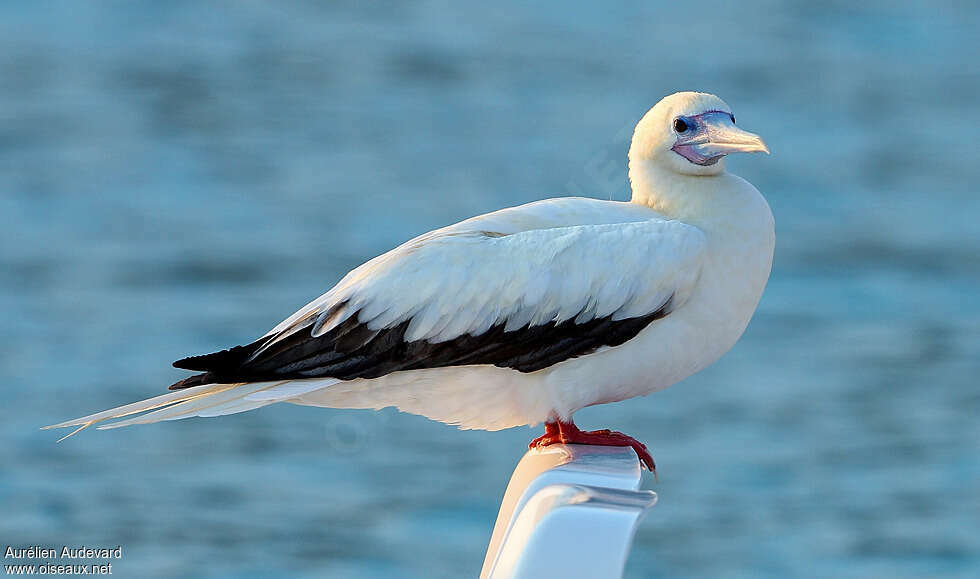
529,418,656,473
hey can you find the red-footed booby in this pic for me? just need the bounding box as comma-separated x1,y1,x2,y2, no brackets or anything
45,91,774,473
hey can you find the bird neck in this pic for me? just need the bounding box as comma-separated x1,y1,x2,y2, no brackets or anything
627,159,753,225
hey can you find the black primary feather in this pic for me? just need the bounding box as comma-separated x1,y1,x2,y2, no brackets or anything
170,296,673,390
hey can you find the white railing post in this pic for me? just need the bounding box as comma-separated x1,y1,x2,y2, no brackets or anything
481,444,657,579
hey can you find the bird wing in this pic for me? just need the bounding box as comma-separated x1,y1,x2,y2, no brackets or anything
173,215,706,383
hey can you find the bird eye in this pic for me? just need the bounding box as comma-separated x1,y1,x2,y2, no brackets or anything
730,113,736,124
673,118,689,133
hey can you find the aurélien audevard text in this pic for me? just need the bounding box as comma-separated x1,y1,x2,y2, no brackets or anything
5,545,122,575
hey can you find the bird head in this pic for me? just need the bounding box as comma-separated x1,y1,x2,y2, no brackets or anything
628,91,769,177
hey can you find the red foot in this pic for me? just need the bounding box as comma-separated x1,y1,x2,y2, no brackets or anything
529,419,656,473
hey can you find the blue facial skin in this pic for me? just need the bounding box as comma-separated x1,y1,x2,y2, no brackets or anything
670,110,739,166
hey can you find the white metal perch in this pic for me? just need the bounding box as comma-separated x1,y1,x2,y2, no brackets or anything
481,444,657,579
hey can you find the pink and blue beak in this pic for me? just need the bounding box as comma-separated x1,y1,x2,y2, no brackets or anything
671,111,769,166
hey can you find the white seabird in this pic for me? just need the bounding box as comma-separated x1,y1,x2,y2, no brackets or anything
46,91,774,472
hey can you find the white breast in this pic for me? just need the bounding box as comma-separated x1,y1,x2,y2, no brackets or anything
542,175,775,416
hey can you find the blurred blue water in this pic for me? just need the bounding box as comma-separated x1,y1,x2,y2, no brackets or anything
1,2,978,577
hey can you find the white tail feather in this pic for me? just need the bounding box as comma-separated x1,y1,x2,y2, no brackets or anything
95,382,286,429
196,399,274,418
43,379,339,439
244,378,339,401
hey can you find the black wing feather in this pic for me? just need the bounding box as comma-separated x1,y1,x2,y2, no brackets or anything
170,296,673,389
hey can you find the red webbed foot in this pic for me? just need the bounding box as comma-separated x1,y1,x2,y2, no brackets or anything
529,419,656,473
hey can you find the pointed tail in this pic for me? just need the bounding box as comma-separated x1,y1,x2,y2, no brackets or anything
42,379,338,440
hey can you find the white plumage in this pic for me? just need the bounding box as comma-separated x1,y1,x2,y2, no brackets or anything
278,202,703,344
45,91,775,446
